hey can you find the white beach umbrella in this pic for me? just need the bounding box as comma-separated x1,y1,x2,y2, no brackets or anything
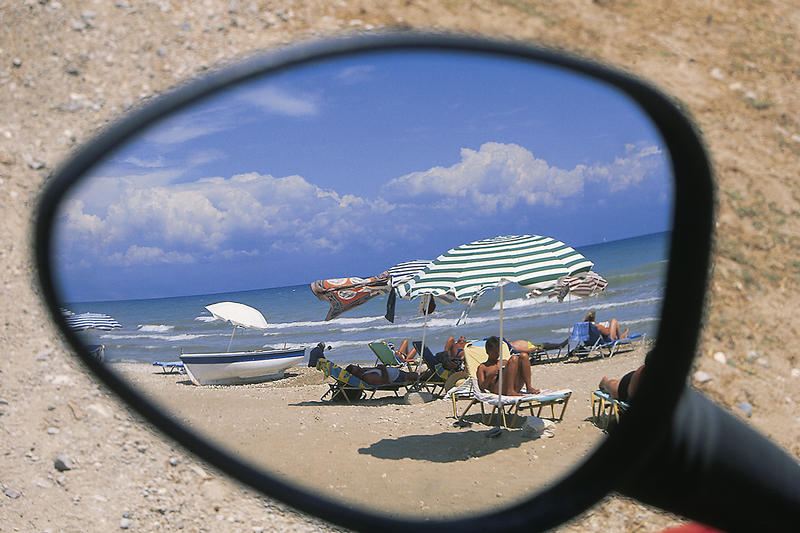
205,302,268,351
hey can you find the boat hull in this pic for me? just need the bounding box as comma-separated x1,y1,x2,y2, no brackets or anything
179,348,304,385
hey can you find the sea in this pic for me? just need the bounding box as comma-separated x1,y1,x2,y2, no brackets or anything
65,231,669,366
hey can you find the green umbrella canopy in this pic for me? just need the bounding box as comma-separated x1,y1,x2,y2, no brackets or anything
396,234,594,305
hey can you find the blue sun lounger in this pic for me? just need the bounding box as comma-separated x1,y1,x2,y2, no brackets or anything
152,361,186,374
412,341,457,397
591,389,629,430
568,322,645,358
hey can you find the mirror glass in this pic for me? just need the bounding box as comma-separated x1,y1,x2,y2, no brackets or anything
49,48,673,518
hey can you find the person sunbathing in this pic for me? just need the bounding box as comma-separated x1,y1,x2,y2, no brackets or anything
391,339,418,363
415,336,467,372
599,364,645,402
344,363,418,385
584,310,628,341
508,338,568,355
476,336,540,396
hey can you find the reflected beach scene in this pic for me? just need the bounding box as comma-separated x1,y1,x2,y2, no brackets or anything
50,49,672,517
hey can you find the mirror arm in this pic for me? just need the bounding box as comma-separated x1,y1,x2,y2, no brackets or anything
616,387,799,531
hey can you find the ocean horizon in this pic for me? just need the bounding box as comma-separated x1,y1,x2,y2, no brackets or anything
64,231,668,366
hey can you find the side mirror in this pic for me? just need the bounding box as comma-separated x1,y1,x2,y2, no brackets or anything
35,34,713,531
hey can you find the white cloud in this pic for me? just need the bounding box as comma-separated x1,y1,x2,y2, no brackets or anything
336,65,375,84
108,245,196,267
144,120,229,145
124,156,165,168
583,143,662,191
58,142,665,269
58,172,391,267
382,141,663,214
240,86,318,117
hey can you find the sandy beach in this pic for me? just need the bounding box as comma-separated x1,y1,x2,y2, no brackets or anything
115,344,648,519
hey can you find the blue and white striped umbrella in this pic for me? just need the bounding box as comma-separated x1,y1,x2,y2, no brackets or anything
64,312,122,331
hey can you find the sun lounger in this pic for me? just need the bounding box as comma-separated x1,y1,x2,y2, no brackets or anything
568,322,646,359
591,389,629,430
152,361,186,374
451,342,572,427
412,341,456,397
368,341,418,372
315,358,414,403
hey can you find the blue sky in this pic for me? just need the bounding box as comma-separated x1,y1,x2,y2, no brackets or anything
54,49,673,302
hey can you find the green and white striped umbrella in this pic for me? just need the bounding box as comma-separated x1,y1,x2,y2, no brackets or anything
396,234,594,305
398,234,593,432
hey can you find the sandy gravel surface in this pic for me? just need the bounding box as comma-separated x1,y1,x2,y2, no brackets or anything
114,344,648,520
1,1,798,532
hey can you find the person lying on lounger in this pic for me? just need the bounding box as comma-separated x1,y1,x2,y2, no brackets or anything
599,364,646,402
584,310,629,341
476,336,540,396
390,339,418,364
416,336,467,372
508,338,568,355
344,363,418,385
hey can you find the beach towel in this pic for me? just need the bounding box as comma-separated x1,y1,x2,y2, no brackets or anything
310,271,391,321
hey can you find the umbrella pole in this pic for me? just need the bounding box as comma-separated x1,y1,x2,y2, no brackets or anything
227,326,237,352
497,285,504,428
419,294,431,382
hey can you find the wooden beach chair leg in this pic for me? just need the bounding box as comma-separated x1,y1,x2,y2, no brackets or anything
560,396,570,420
456,400,478,426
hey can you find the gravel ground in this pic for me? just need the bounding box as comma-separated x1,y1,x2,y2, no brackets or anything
1,1,798,531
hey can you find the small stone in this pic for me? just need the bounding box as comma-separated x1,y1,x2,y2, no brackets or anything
34,477,52,489
710,68,724,80
713,351,727,364
693,370,713,384
404,391,434,404
54,453,74,471
47,427,60,435
4,487,21,499
12,58,22,68
756,357,770,368
737,401,753,418
791,369,800,378
120,518,132,529
27,159,45,170
168,456,180,466
745,351,758,362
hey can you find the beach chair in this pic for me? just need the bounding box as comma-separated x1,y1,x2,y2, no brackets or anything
568,322,646,359
452,342,572,428
591,389,629,430
412,341,457,397
515,340,567,364
368,341,418,372
152,361,186,374
315,358,413,403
